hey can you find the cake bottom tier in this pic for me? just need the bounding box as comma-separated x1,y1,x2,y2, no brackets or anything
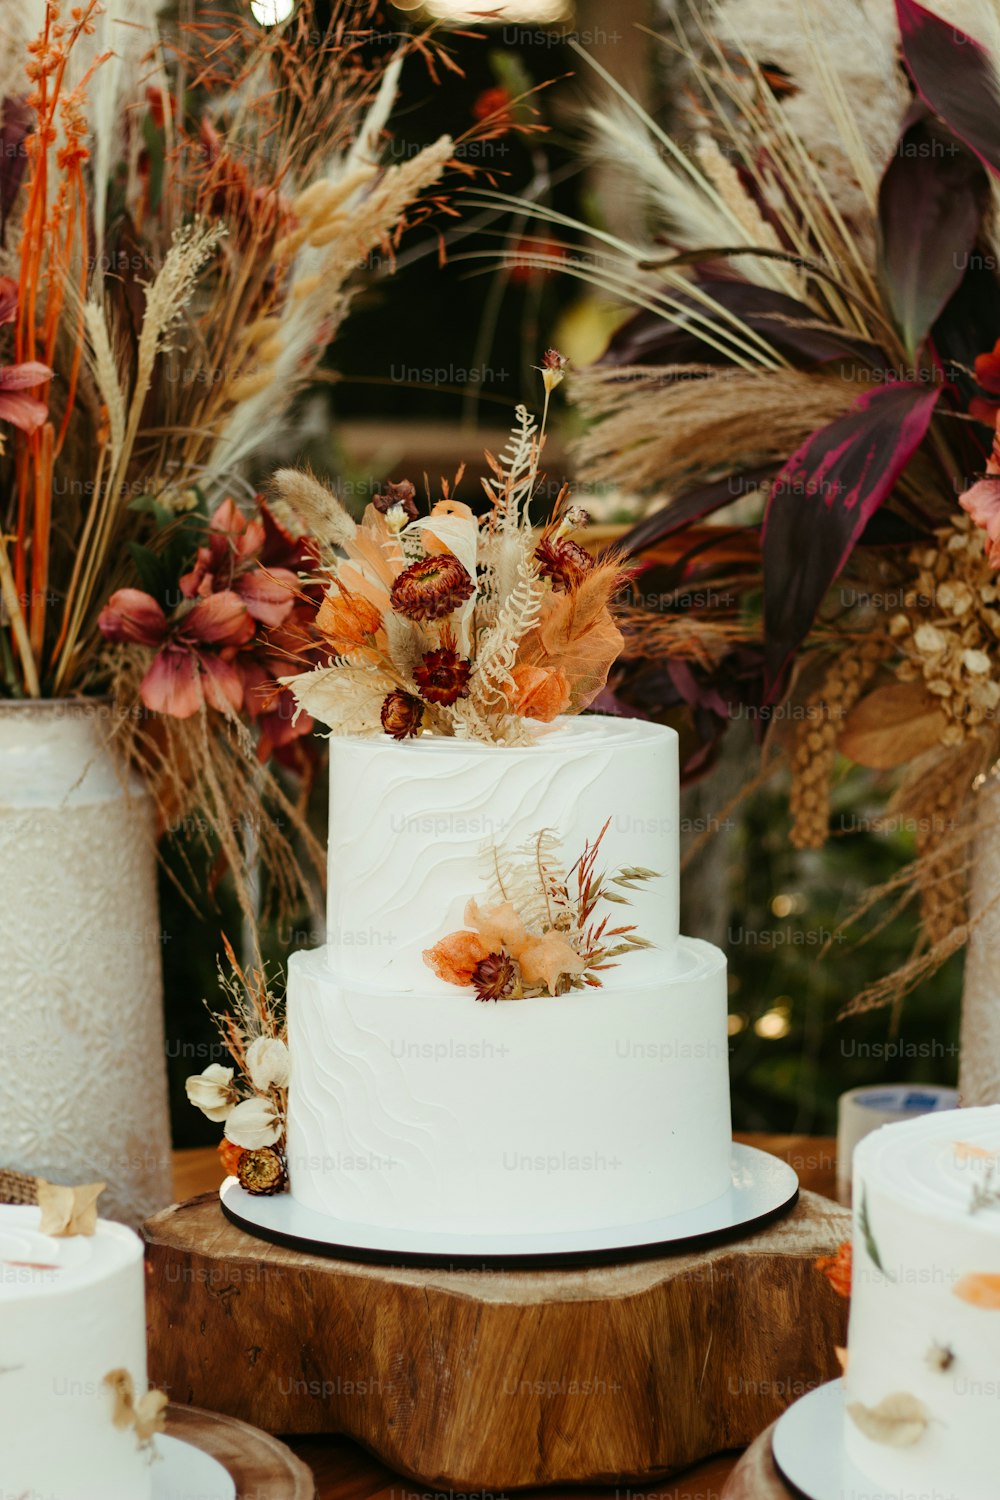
285,938,732,1236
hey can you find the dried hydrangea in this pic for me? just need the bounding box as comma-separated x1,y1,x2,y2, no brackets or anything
892,515,1000,744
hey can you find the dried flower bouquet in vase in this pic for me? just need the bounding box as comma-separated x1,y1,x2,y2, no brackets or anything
0,0,486,914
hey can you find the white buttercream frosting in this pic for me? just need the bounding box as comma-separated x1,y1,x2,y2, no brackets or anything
0,1205,153,1500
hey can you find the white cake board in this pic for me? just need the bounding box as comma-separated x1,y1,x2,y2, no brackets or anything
772,1380,902,1500
220,1142,798,1266
153,1434,236,1500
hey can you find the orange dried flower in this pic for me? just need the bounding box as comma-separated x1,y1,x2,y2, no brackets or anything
424,928,489,985
414,645,472,705
316,588,382,654
218,1138,246,1178
390,554,474,621
381,690,424,740
510,663,571,723
815,1241,852,1298
535,534,594,593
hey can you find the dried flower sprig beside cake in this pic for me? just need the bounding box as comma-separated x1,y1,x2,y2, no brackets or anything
186,938,290,1196
280,360,631,746
424,821,659,1000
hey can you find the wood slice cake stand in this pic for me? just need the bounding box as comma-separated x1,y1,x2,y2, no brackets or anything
165,1403,314,1497
145,1188,849,1490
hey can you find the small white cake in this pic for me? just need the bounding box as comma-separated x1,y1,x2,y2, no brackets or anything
285,716,733,1236
0,1204,155,1500
844,1105,1000,1500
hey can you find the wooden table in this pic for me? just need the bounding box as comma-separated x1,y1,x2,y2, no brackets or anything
169,1133,839,1500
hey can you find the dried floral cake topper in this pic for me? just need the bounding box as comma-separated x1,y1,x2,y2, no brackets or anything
0,1170,105,1237
185,938,289,1196
279,355,631,746
423,819,658,1000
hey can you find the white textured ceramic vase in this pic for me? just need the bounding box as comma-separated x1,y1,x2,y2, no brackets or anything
960,774,1000,1105
0,700,172,1224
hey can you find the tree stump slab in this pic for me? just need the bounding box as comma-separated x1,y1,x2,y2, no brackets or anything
144,1189,849,1490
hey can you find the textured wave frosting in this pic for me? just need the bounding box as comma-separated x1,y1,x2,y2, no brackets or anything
286,938,732,1236
325,716,680,990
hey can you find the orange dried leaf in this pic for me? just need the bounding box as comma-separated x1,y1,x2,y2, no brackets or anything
840,683,947,770
518,930,587,995
953,1273,1000,1310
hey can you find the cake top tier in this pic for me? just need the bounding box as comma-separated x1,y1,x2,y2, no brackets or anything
0,1204,143,1301
325,714,681,993
855,1105,1000,1228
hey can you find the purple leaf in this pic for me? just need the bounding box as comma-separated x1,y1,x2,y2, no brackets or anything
618,467,773,555
879,113,987,355
896,0,1000,177
762,383,941,691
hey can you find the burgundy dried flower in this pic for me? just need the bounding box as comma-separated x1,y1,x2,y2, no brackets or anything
534,534,594,593
373,479,419,523
237,1146,287,1196
381,690,424,740
471,951,523,1002
413,645,472,706
390,554,475,621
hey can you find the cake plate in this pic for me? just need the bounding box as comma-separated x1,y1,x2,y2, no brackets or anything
771,1380,884,1500
220,1141,798,1266
154,1434,235,1500
156,1405,314,1500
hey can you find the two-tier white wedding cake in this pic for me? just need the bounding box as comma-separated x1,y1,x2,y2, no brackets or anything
844,1105,1000,1500
283,715,732,1235
0,1203,158,1500
193,406,742,1243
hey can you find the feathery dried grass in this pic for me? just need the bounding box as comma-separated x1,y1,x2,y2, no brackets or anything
205,135,454,487
108,652,325,927
571,365,859,496
271,467,357,551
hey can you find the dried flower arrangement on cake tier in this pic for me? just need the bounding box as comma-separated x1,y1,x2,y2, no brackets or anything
480,1,1000,1036
185,937,290,1196
281,355,632,747
424,820,658,999
0,0,490,913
